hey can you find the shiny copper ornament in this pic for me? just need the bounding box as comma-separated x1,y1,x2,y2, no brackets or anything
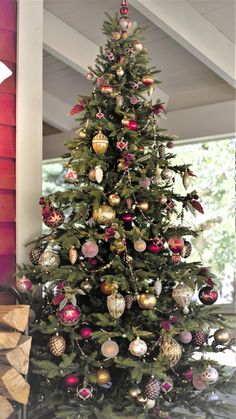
108,194,121,206
96,368,111,385
88,169,96,181
92,129,109,155
107,292,125,319
159,337,182,367
48,334,66,357
92,204,116,225
69,246,77,265
100,281,117,295
138,293,157,309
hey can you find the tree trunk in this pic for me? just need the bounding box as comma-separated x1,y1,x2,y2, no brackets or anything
0,305,29,332
0,364,30,404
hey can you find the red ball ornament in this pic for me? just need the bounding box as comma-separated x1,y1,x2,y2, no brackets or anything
120,6,129,15
43,208,65,228
147,243,163,254
168,236,184,254
127,120,138,131
65,374,80,387
167,141,175,149
16,276,33,293
80,327,93,339
198,286,218,305
57,304,81,326
120,213,133,222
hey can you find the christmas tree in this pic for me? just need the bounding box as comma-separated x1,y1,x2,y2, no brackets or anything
17,2,235,418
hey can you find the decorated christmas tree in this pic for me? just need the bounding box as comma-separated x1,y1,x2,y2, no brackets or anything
17,2,235,418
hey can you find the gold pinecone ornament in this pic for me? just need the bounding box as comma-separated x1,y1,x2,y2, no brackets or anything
69,246,78,264
92,129,109,155
159,337,182,367
48,334,66,357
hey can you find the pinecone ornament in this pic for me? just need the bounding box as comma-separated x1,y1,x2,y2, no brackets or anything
69,247,78,264
29,247,42,265
144,377,160,400
193,330,208,346
159,144,166,159
125,294,134,310
48,334,66,356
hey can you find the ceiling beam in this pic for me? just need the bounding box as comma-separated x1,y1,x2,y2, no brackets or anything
43,91,78,132
129,0,236,88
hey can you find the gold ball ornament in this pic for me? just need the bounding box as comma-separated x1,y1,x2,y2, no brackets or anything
101,339,119,358
116,67,124,77
48,334,66,357
134,239,146,253
112,31,121,41
107,292,125,319
121,30,128,40
100,281,118,295
128,386,142,398
96,368,111,385
138,293,157,310
108,193,121,206
76,128,87,139
80,279,93,294
159,337,182,367
214,328,230,344
136,394,148,404
92,129,109,155
121,116,129,127
172,283,194,314
137,201,149,212
88,169,97,181
92,205,116,225
129,337,148,357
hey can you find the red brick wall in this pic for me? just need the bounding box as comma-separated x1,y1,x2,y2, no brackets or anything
0,0,16,303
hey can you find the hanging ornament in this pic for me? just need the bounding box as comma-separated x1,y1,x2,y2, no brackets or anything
172,283,194,314
142,75,154,86
214,328,230,344
179,331,192,344
181,240,192,258
183,168,190,190
96,111,105,119
125,294,134,310
129,337,147,357
167,140,175,149
125,47,135,56
201,366,219,384
108,194,121,206
95,166,103,183
159,144,166,159
116,138,128,150
80,327,93,339
65,168,78,183
92,205,116,225
48,334,66,357
147,243,163,253
101,84,113,95
80,279,93,294
29,246,42,265
16,276,32,293
139,177,151,189
88,169,97,181
137,201,149,212
57,304,81,326
172,254,181,264
138,293,157,310
198,286,218,305
86,71,93,80
65,375,80,387
43,207,65,229
168,236,185,254
161,168,175,180
159,337,182,367
112,31,121,41
38,250,60,271
101,339,119,358
146,399,156,409
128,386,142,398
76,386,93,400
110,239,126,252
116,67,124,77
130,96,140,105
127,120,138,131
119,16,131,30
92,129,109,155
120,5,129,15
76,127,87,139
136,394,148,404
125,197,133,209
107,292,125,319
96,368,111,385
82,240,99,258
105,50,115,61
121,116,129,127
144,378,160,400
120,213,133,223
183,369,193,381
134,40,143,51
116,95,124,107
100,281,117,295
134,239,146,252
193,330,208,346
192,374,207,390
69,247,77,264
161,381,173,393
154,279,162,297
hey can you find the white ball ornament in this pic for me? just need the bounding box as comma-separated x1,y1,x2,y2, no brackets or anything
146,399,156,409
101,339,119,358
82,240,99,258
134,239,146,252
129,337,147,357
201,366,219,384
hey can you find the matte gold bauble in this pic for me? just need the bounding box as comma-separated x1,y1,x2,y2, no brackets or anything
138,293,157,309
110,239,126,252
92,129,109,155
108,193,121,206
214,328,230,344
88,169,97,181
107,292,125,319
116,67,124,77
137,201,149,212
101,339,119,358
96,368,111,385
128,386,142,398
121,116,129,127
48,334,66,357
112,31,121,40
136,394,148,404
76,128,87,139
121,30,128,40
92,205,116,225
159,337,182,367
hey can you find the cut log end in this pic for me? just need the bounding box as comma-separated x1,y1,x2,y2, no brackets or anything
0,395,14,419
0,364,30,404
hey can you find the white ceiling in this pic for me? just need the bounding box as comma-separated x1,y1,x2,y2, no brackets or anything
43,0,235,134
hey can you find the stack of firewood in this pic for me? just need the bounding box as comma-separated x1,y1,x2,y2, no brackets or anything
0,304,31,418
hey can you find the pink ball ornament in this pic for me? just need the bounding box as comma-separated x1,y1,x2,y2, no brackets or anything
192,374,207,390
87,258,98,266
65,374,80,387
179,331,192,344
80,327,93,339
120,6,129,15
16,276,33,293
147,243,163,254
183,369,193,381
127,120,138,131
167,141,175,149
139,177,151,189
120,213,133,223
57,304,81,326
82,240,99,258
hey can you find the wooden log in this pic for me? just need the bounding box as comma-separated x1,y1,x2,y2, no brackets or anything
0,364,30,404
0,305,29,332
0,332,21,349
0,395,14,419
0,335,32,374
